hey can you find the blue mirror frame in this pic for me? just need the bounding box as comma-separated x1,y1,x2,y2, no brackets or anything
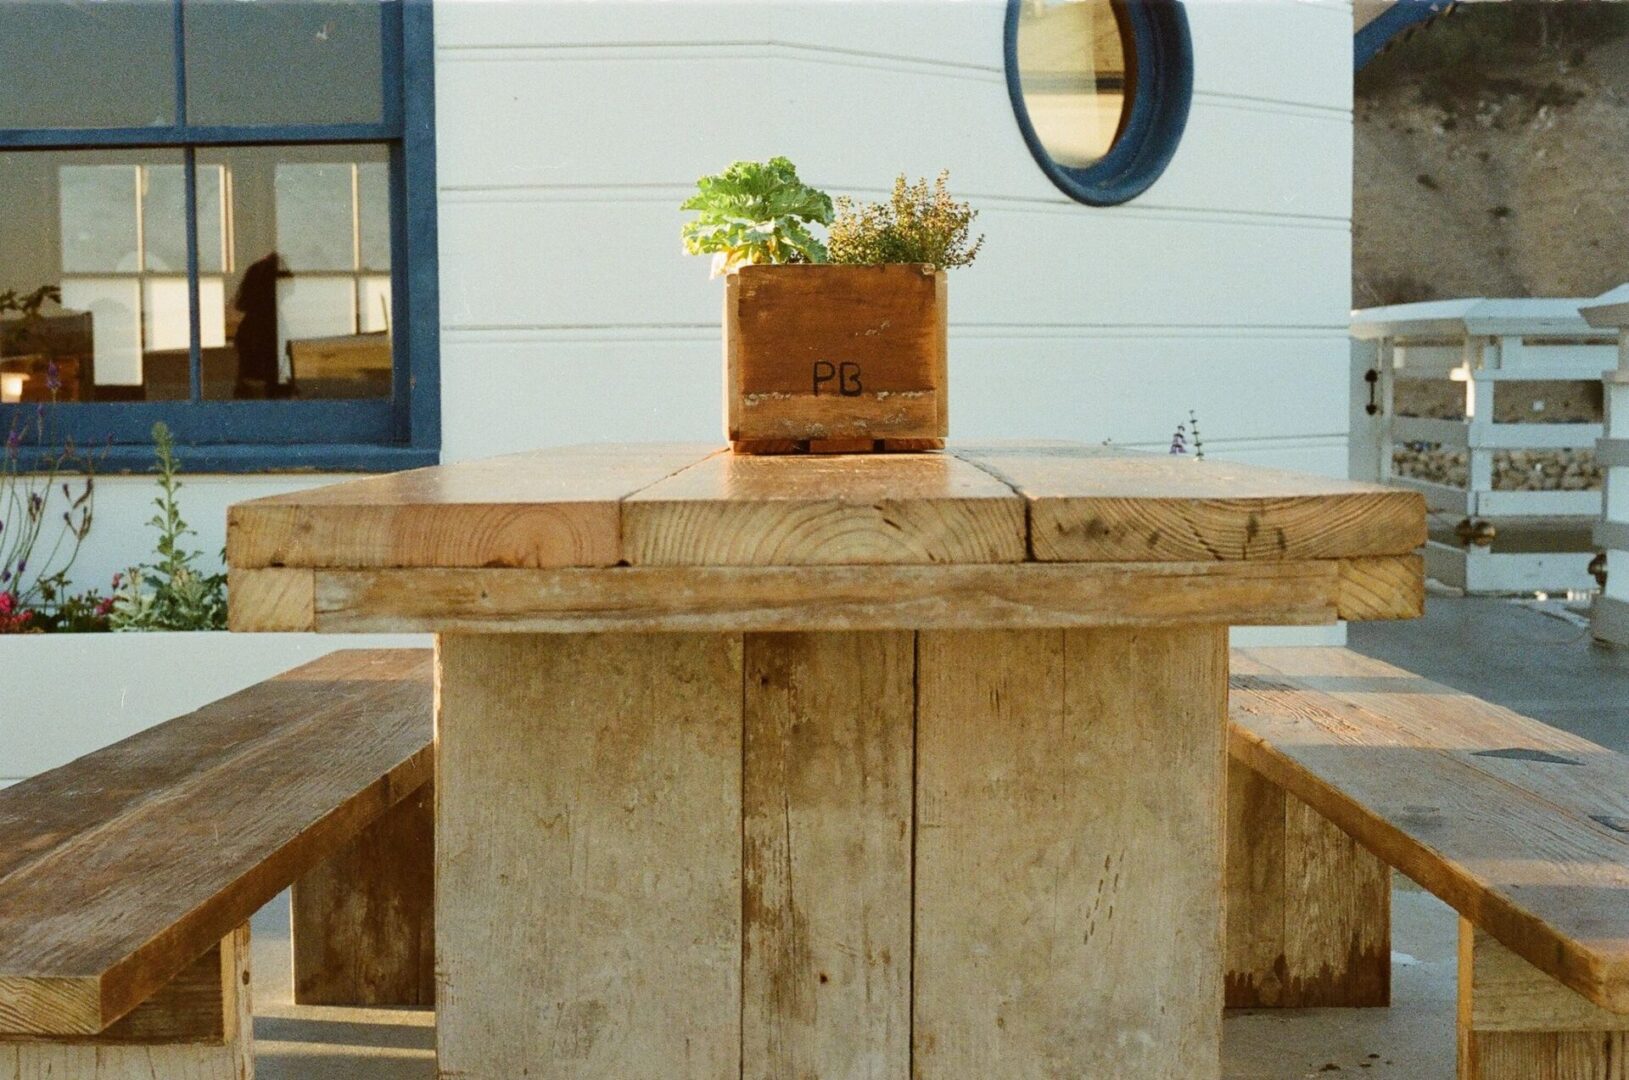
1004,0,1194,206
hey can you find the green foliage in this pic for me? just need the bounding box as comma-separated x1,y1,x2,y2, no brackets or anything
827,172,984,271
29,580,112,633
681,157,834,275
109,423,227,632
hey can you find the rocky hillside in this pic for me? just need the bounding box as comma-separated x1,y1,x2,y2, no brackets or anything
1355,5,1629,307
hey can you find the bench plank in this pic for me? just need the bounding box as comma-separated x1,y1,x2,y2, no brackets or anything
0,649,432,1037
1231,647,1629,1014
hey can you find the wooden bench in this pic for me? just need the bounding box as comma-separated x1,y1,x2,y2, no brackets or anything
1226,646,1629,1080
0,648,433,1078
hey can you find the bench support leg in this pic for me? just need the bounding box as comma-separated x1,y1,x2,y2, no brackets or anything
1458,920,1629,1080
1225,758,1391,1008
0,923,252,1079
292,779,435,1007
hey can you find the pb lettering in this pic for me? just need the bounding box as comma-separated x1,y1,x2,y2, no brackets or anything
812,360,863,397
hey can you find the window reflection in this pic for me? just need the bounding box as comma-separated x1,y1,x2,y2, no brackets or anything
200,145,392,400
0,145,390,403
1015,0,1135,169
0,151,195,402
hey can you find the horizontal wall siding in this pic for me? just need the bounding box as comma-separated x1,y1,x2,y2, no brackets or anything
440,197,1348,332
435,53,1353,221
441,331,1349,460
434,0,1354,113
433,0,1356,476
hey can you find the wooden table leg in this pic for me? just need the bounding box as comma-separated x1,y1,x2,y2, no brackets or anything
742,631,914,1079
435,633,744,1079
913,627,1229,1079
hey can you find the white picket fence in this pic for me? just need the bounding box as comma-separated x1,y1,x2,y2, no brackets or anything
1581,285,1629,647
1352,298,1615,595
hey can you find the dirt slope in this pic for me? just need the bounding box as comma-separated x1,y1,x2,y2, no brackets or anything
1355,11,1629,306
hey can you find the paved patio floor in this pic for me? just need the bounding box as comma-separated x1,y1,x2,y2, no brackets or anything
243,596,1629,1078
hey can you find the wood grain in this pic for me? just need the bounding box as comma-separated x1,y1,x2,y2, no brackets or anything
1337,554,1425,621
1,925,251,1080
953,443,1426,562
1281,791,1392,1007
726,264,947,445
1225,759,1288,1007
435,633,742,1079
742,632,913,1080
307,560,1364,634
292,780,434,1007
226,568,313,632
1224,755,1392,1010
227,443,716,570
1232,647,1629,1014
1460,1031,1629,1080
0,650,431,1036
624,450,1025,565
1459,922,1629,1080
913,627,1227,1078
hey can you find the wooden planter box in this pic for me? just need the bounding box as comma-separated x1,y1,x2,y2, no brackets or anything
725,263,948,453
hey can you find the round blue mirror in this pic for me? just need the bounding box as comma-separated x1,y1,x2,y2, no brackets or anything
1005,0,1194,206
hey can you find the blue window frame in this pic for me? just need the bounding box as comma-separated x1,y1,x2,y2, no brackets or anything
0,0,439,473
1005,0,1193,207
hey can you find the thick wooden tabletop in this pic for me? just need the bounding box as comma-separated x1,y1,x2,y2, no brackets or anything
227,442,1426,634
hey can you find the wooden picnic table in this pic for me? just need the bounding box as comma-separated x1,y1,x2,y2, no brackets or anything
226,441,1426,1079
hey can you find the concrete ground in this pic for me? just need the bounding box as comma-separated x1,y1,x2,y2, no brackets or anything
243,596,1629,1078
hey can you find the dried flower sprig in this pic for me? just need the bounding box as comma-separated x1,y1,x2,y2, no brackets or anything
828,171,984,271
0,398,97,624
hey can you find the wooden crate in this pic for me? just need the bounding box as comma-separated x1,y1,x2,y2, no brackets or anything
725,263,947,454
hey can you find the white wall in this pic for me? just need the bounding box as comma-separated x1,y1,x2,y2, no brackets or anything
432,0,1355,477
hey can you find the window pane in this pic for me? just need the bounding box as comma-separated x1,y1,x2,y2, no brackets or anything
0,150,194,404
0,2,176,129
143,165,226,275
184,0,385,128
1015,0,1134,168
197,144,392,401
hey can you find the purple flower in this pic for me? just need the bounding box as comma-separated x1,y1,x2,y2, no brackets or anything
45,362,60,394
4,429,19,455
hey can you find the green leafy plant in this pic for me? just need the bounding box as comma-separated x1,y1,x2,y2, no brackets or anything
828,172,984,271
109,423,227,632
681,157,834,276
